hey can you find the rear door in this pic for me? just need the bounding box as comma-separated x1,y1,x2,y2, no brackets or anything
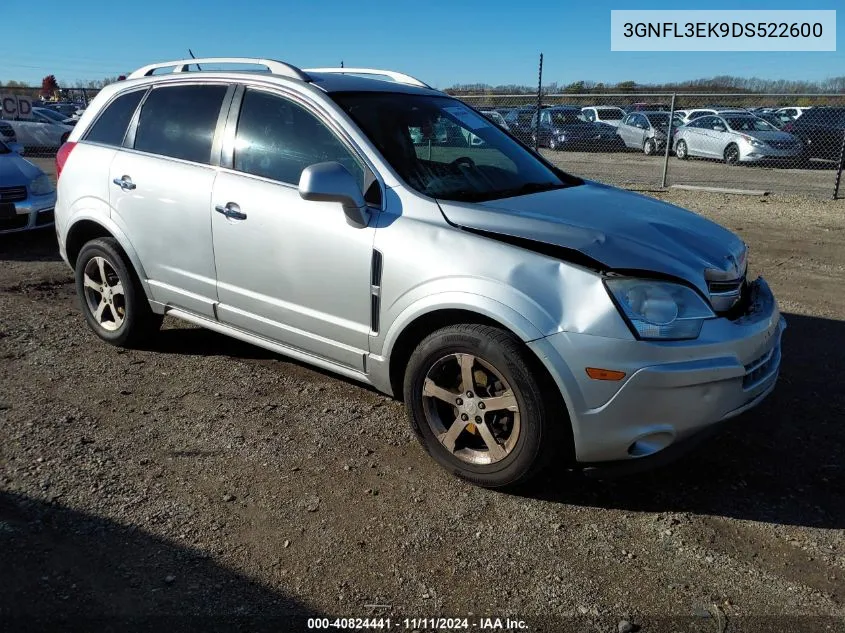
617,114,637,146
109,82,232,318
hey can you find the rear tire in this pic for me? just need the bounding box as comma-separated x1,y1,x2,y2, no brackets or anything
676,139,688,160
403,324,568,489
548,137,558,151
74,238,162,348
643,138,656,156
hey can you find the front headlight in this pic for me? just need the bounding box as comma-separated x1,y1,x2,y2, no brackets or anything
29,174,55,196
742,135,765,148
605,278,715,340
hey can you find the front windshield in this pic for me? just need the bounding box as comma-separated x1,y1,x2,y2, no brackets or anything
725,116,776,132
332,92,580,202
37,109,67,123
550,110,586,125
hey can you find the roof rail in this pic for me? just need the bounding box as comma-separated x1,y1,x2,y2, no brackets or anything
304,67,431,89
127,58,311,82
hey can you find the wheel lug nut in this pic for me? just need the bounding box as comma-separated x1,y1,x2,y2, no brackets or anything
456,398,463,406
478,402,485,410
466,391,473,398
460,413,469,421
475,416,482,423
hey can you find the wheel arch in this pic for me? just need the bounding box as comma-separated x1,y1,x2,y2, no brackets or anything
65,216,153,300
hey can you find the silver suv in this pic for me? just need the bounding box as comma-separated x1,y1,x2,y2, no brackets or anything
55,58,785,488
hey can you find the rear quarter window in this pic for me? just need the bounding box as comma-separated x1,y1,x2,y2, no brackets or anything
84,89,146,147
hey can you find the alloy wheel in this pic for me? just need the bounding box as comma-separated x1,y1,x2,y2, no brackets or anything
421,353,520,465
82,256,126,331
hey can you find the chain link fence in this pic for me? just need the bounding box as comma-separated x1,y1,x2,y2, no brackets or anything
0,85,100,162
458,92,845,198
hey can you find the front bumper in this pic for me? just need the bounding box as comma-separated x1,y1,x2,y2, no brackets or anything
739,142,802,163
0,192,56,234
529,277,785,465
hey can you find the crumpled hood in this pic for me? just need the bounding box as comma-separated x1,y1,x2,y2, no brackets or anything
0,153,41,186
437,181,747,296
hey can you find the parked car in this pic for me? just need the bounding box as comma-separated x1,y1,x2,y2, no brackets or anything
756,112,788,129
0,140,56,233
32,106,77,127
503,106,546,143
2,115,74,150
481,110,509,130
776,107,812,120
581,106,625,127
55,57,785,488
782,107,845,162
617,111,675,155
530,106,623,151
674,114,803,164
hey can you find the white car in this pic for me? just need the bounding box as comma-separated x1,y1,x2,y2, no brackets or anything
775,107,812,120
581,106,625,127
2,115,74,150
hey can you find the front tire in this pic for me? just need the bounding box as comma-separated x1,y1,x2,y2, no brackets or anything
74,238,162,347
676,139,688,160
724,143,740,165
548,137,558,151
643,138,656,155
403,324,566,488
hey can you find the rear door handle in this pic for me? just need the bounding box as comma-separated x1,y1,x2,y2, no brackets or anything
112,175,136,191
215,202,247,221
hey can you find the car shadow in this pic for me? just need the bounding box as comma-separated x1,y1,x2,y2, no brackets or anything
522,312,845,529
0,228,62,262
0,490,324,631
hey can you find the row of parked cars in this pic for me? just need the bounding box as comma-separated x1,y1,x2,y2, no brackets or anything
468,103,845,165
0,100,85,152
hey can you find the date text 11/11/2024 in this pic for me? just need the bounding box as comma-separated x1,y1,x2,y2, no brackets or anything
306,617,529,630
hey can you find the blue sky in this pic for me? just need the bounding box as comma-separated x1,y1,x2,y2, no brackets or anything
1,0,842,89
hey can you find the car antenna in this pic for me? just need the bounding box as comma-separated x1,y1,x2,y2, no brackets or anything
188,49,202,71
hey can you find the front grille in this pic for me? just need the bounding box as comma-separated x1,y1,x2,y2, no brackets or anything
743,341,781,389
0,186,27,203
0,214,29,231
768,140,798,150
708,276,745,313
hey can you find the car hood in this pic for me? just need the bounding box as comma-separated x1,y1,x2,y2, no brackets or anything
0,153,41,186
437,181,746,296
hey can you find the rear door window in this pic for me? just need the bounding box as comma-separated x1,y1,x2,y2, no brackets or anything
133,84,228,164
85,89,146,147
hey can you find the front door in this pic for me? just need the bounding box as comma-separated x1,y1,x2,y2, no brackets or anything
210,87,376,371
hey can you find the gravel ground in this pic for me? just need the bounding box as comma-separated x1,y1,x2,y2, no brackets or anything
1,190,844,632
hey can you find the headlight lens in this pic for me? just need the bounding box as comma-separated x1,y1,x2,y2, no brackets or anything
29,174,54,195
605,278,715,340
742,135,765,148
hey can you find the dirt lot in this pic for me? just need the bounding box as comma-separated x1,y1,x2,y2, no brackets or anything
1,189,845,632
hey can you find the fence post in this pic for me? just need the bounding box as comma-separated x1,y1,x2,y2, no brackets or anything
834,128,845,200
660,92,676,189
535,53,543,152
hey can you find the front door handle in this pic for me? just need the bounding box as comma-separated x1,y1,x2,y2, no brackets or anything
215,202,247,221
112,175,136,191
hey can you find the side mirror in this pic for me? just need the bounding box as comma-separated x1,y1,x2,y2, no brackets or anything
298,162,369,228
